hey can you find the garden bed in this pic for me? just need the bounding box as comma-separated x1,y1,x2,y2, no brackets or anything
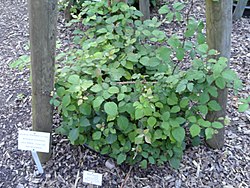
0,0,249,187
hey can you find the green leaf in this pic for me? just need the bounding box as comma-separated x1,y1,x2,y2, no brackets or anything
208,100,221,111
211,122,223,129
93,96,104,109
205,127,214,140
180,98,189,108
106,134,117,144
186,82,193,91
147,117,157,127
92,131,102,140
215,77,226,89
170,106,180,113
197,44,208,54
172,127,185,143
127,53,141,62
57,87,66,97
158,5,170,14
90,84,103,93
169,157,181,169
148,57,161,67
104,102,118,116
157,46,171,62
154,129,163,139
68,75,80,85
135,109,144,120
140,56,150,66
140,159,148,169
117,153,126,165
176,48,185,61
162,111,170,121
173,2,185,11
82,80,93,91
190,124,201,137
79,103,91,115
208,86,218,97
199,92,210,104
62,94,71,107
167,93,178,105
238,103,249,112
117,116,129,131
69,128,79,143
108,86,119,94
80,117,91,127
188,116,197,123
198,105,208,115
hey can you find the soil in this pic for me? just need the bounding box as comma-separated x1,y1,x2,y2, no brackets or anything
0,0,249,188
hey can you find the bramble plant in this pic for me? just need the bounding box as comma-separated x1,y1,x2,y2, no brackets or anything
50,1,245,169
9,1,248,169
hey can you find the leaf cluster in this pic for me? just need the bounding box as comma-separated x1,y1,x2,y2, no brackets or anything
48,1,244,169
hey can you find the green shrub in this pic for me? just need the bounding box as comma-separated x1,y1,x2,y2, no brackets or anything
9,1,240,169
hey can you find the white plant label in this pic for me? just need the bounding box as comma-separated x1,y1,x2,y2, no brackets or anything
18,130,50,153
83,171,103,186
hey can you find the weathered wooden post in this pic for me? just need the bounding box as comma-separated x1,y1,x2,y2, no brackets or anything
139,0,150,21
28,0,57,163
205,0,232,149
233,0,248,20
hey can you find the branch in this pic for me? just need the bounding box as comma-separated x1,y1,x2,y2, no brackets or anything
172,0,194,74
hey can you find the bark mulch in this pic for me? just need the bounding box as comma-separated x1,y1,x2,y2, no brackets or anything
0,0,249,187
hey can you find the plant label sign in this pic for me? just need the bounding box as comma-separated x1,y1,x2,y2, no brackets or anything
83,171,103,186
18,130,50,153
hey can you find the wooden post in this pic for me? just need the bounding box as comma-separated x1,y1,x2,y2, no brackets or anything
205,0,232,149
28,0,57,163
233,0,248,20
139,0,150,21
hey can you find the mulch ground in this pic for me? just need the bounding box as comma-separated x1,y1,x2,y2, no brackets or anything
0,0,249,187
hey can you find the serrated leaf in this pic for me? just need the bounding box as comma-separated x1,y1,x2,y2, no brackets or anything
172,127,185,143
190,124,201,137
